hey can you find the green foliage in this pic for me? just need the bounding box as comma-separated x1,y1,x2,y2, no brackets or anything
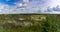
0,14,59,32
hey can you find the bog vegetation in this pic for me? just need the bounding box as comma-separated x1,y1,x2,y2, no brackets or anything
0,14,60,32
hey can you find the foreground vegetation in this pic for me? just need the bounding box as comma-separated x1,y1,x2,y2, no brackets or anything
0,14,60,32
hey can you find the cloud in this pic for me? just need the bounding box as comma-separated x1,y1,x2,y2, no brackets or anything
0,0,60,14
0,0,41,13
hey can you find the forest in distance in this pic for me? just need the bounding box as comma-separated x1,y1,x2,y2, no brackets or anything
0,14,60,32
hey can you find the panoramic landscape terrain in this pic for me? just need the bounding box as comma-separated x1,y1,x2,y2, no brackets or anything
0,14,59,32
0,0,60,32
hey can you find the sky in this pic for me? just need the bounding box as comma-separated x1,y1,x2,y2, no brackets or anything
49,0,60,8
0,0,49,6
0,0,50,9
0,0,60,14
0,0,23,6
0,0,58,8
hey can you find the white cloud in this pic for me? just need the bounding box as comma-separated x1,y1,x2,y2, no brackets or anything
23,0,29,2
0,1,51,14
0,0,60,14
49,0,60,8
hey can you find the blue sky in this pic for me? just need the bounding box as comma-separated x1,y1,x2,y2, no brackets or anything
0,0,23,6
0,0,31,6
0,0,48,6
